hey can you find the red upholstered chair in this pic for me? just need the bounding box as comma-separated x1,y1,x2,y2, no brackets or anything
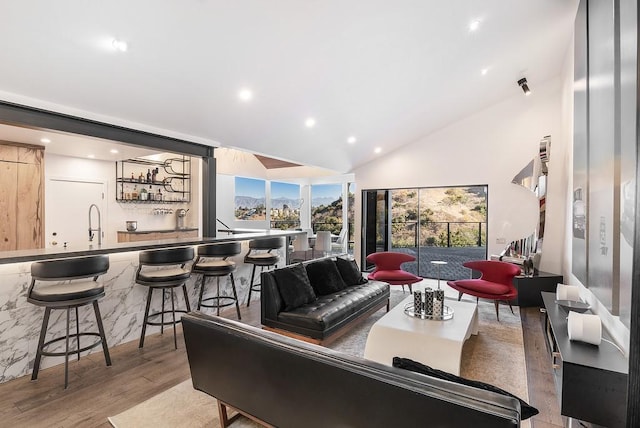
366,252,422,293
446,260,520,321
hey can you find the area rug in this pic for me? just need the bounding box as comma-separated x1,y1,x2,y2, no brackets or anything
108,379,260,428
109,289,529,427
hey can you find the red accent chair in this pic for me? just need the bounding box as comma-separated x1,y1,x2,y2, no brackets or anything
446,260,520,321
366,252,422,293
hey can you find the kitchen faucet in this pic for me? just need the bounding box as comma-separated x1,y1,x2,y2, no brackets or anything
88,204,102,246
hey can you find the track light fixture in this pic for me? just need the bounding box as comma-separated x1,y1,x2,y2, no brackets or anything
517,78,531,95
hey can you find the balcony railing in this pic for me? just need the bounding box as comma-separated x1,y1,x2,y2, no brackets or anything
391,220,486,248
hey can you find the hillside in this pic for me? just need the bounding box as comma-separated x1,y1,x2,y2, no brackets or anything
391,187,487,247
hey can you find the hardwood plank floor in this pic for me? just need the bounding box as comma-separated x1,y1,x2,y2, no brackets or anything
520,307,565,428
0,303,562,427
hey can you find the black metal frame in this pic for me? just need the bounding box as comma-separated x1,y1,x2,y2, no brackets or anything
0,100,217,237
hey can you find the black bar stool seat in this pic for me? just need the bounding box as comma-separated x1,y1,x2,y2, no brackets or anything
245,252,279,266
136,268,191,285
136,246,194,350
28,255,112,389
192,241,241,319
193,259,235,274
244,237,283,307
29,281,104,302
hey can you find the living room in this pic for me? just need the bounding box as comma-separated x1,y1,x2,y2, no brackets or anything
0,1,637,427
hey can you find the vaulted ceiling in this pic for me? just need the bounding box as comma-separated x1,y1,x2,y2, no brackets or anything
0,1,578,173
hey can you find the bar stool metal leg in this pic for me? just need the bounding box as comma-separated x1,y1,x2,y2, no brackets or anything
182,284,191,312
139,288,153,348
64,307,71,389
93,301,112,366
247,265,257,307
170,288,177,350
161,289,166,335
32,307,51,381
197,275,206,311
230,274,241,320
75,307,80,361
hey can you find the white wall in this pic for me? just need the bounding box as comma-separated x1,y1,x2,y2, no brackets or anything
353,77,564,273
44,153,199,245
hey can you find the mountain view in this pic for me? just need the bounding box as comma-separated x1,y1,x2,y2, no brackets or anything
234,196,265,209
271,197,301,209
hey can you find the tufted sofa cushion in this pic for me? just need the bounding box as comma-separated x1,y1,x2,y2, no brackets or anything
305,258,346,295
277,281,389,333
273,263,317,311
335,257,368,286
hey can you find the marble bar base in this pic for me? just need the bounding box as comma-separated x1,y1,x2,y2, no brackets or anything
0,241,284,383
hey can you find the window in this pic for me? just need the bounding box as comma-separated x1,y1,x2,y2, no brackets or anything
234,177,266,220
311,183,342,234
270,181,301,230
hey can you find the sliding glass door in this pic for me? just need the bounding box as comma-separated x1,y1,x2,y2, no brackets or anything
362,185,487,280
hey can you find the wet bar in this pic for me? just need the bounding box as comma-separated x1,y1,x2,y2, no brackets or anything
0,230,303,383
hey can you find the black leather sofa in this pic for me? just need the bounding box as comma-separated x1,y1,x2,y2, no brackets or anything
182,312,521,428
260,257,390,344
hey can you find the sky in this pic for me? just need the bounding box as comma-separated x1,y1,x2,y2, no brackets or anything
271,181,300,200
312,183,342,199
235,176,265,198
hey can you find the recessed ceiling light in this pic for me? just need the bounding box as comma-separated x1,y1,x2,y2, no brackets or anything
40,137,51,144
469,19,481,32
110,149,119,154
111,39,128,52
347,136,357,144
305,118,316,128
87,154,95,159
374,147,382,154
481,68,489,76
238,88,253,101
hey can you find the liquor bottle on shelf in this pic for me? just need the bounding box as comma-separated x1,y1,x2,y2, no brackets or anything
140,187,148,201
148,185,154,201
138,172,144,183
151,168,157,183
132,185,139,200
146,169,152,183
130,172,135,181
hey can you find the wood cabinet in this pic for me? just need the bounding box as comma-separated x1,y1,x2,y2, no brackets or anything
0,143,44,250
117,229,198,243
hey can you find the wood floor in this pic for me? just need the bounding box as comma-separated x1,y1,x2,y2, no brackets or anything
0,304,562,427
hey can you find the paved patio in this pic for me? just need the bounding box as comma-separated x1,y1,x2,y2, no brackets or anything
392,246,487,281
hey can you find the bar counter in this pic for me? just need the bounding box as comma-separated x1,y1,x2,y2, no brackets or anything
0,229,302,265
0,229,303,383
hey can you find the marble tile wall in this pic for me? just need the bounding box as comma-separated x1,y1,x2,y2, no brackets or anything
0,239,286,383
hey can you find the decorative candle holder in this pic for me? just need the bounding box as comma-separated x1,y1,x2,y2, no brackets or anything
434,289,445,317
413,291,423,313
424,288,434,316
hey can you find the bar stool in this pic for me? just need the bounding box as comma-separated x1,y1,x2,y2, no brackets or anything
28,255,111,389
244,237,283,307
136,246,194,349
192,241,242,320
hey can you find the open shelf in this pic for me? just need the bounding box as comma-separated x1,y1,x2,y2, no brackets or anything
116,156,191,203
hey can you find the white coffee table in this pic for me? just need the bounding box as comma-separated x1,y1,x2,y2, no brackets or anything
364,295,478,375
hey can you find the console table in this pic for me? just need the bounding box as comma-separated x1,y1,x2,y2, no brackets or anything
542,292,628,427
511,271,563,307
